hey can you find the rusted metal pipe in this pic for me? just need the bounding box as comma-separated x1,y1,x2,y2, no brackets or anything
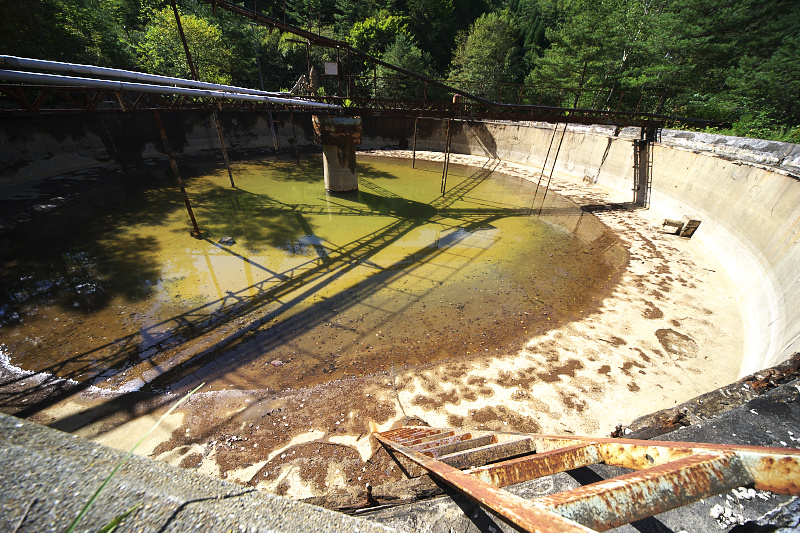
0,69,340,108
153,111,202,237
0,55,287,96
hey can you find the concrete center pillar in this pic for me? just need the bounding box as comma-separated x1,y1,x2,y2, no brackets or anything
312,116,362,192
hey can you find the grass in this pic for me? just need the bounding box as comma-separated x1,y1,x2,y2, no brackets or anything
64,383,205,533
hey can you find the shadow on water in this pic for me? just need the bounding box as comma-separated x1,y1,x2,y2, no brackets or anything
0,153,623,430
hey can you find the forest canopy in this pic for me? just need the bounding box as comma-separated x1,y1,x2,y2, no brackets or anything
1,0,798,141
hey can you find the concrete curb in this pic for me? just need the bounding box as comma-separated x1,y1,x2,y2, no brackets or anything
0,413,396,532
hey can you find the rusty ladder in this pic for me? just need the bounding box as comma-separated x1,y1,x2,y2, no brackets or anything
374,426,800,533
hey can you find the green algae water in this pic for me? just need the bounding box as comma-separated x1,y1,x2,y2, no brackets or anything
0,154,624,393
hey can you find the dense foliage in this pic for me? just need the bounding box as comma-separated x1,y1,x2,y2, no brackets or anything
1,0,798,140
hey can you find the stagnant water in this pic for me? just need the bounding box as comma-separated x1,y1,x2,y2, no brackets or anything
0,154,625,393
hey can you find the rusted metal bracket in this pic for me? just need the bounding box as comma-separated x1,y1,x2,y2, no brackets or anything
375,426,800,532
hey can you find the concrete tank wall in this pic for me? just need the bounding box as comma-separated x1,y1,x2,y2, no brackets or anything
0,111,314,187
2,111,798,376
364,117,800,376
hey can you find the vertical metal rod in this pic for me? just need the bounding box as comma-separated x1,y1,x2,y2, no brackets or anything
440,118,452,196
336,47,341,96
170,0,198,82
537,122,568,216
530,123,559,212
268,111,279,150
347,49,351,98
305,42,311,87
213,110,235,187
153,111,202,236
172,0,237,190
412,117,418,168
252,1,265,92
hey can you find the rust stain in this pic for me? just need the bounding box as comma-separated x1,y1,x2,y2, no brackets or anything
412,433,472,453
312,115,362,146
466,444,600,487
535,452,751,531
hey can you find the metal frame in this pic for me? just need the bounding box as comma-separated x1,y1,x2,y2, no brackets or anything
375,426,800,532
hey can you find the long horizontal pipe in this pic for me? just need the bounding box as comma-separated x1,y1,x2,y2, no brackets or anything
0,55,286,97
0,69,340,109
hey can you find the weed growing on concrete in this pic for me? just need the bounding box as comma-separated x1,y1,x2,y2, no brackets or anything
63,383,205,533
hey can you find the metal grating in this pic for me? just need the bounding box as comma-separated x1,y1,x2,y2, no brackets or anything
374,426,800,532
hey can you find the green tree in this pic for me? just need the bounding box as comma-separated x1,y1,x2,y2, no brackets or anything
407,0,455,72
334,0,371,36
376,34,433,98
449,9,524,96
346,11,410,53
136,7,232,84
0,0,135,66
526,0,697,108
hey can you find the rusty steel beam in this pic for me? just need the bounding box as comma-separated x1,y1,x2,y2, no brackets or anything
423,434,497,459
538,435,800,495
466,444,601,487
152,111,203,237
374,433,595,533
381,427,439,443
439,438,536,470
536,452,751,532
404,430,457,447
411,433,472,453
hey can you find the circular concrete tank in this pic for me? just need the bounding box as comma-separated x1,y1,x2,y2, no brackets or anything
1,110,799,497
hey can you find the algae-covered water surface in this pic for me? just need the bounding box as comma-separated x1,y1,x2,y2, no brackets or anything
0,154,624,393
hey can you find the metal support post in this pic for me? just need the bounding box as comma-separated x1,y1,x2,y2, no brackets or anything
170,0,198,82
537,122,568,216
213,110,235,187
530,124,559,214
440,118,452,196
268,111,279,150
172,0,236,188
153,111,203,237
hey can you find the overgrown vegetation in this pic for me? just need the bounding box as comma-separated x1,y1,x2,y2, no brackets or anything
1,0,798,141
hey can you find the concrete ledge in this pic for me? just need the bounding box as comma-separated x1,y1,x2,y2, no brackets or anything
0,413,394,532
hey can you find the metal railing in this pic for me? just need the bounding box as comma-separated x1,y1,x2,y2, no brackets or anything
376,426,800,532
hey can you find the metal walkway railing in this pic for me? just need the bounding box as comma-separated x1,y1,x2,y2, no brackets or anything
375,426,800,532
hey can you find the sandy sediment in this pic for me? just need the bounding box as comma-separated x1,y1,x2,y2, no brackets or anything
18,151,743,499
